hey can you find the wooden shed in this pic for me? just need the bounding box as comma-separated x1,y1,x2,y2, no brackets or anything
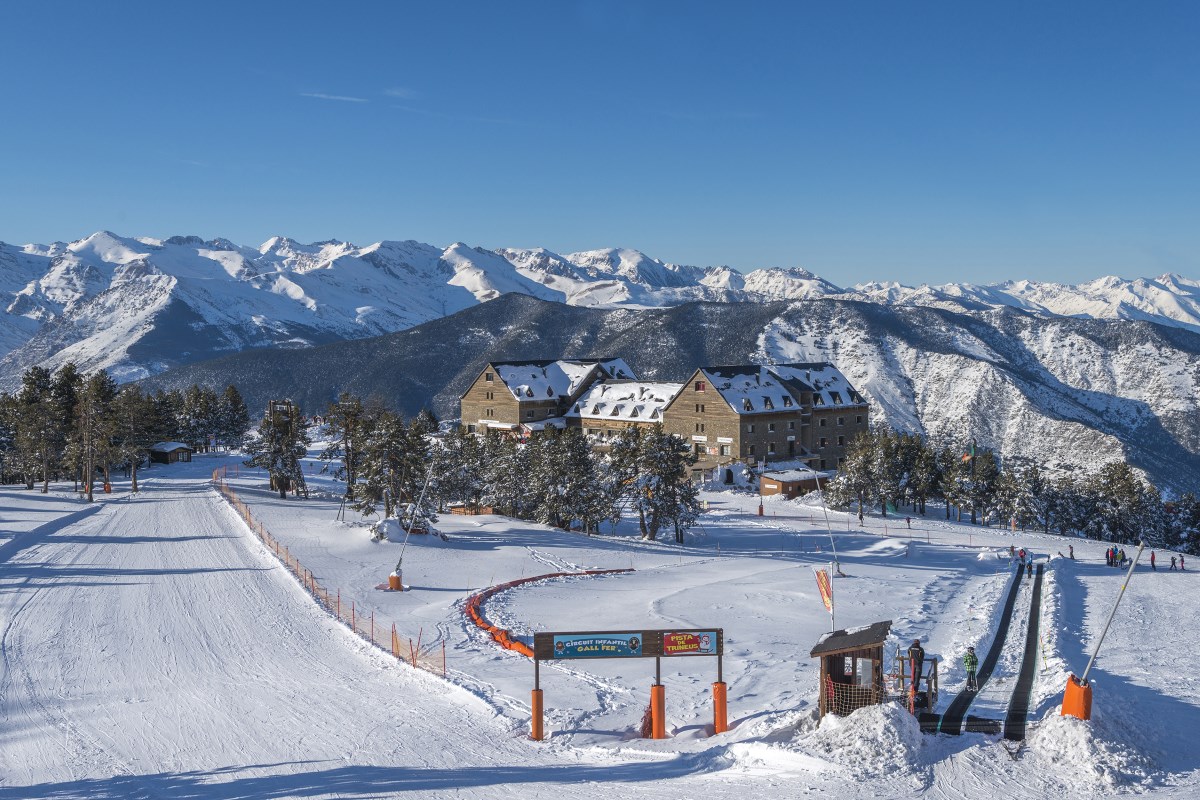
149,442,194,464
809,620,892,718
759,468,828,499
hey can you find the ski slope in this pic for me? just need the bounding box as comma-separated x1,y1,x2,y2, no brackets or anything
1,454,1197,798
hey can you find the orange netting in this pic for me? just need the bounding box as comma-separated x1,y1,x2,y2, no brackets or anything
212,468,446,677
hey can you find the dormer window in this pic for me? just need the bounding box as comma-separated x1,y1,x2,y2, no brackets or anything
830,391,843,404
610,405,621,416
546,386,554,397
763,397,774,410
525,388,534,398
783,396,793,407
743,399,753,411
591,405,601,414
813,395,824,406
630,408,639,418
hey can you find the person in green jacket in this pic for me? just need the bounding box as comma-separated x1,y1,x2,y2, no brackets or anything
964,646,979,692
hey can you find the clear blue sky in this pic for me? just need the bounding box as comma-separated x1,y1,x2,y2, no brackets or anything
2,1,1197,286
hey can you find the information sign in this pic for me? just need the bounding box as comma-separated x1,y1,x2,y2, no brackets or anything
662,630,719,656
550,633,644,659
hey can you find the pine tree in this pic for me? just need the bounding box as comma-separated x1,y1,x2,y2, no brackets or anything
610,425,699,541
244,400,310,499
68,371,118,501
218,385,250,450
112,385,154,492
321,393,366,499
15,367,58,491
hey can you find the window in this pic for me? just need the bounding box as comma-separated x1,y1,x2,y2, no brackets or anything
788,421,795,431
485,372,493,382
486,391,494,400
485,408,494,418
830,391,843,404
856,415,863,424
768,422,775,432
820,459,828,469
838,436,845,446
819,418,827,427
748,445,756,456
747,424,755,434
695,403,705,413
763,397,774,410
783,396,793,407
467,424,476,433
820,437,828,448
837,416,845,426
768,442,776,454
695,380,706,392
526,410,535,418
743,399,754,411
813,395,824,406
719,445,731,456
694,423,705,433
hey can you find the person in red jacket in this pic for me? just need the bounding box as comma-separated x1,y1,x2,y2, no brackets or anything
1151,551,1157,570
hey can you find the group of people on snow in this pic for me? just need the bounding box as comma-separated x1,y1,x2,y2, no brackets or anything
1149,550,1185,571
906,638,980,695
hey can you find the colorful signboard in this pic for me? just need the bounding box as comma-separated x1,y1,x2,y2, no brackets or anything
550,633,644,659
662,630,719,656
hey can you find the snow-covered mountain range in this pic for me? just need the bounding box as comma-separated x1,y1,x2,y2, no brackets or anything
3,230,1200,385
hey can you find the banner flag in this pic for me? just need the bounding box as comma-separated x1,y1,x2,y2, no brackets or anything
814,567,834,615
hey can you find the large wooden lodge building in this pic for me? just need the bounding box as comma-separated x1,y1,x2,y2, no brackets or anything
459,358,869,474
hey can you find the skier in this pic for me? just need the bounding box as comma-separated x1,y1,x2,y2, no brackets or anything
1151,551,1156,570
858,509,865,526
908,639,926,689
1069,544,1074,560
1118,548,1126,567
1171,556,1178,570
1019,547,1026,562
964,646,979,691
1027,558,1033,578
1009,544,1016,559
906,516,912,529
1105,547,1112,567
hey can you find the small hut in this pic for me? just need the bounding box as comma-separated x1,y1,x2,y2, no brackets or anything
809,620,892,718
759,467,829,499
149,442,194,464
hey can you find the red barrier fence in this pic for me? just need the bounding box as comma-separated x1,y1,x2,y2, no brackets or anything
212,467,446,677
464,569,633,657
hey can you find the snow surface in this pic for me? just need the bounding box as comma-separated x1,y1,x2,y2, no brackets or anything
1,450,1198,798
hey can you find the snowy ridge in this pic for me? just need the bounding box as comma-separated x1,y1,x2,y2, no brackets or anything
3,230,1200,386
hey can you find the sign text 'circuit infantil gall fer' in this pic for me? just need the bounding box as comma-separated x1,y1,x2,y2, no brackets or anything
533,629,723,661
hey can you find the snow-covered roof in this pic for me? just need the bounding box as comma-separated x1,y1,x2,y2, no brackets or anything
150,442,193,452
695,363,866,415
492,358,635,402
567,381,683,423
810,620,893,657
522,418,567,431
761,468,831,483
698,366,807,416
769,363,867,409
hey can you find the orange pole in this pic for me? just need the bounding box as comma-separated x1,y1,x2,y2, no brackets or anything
531,689,544,741
650,684,666,739
392,624,398,657
712,681,728,734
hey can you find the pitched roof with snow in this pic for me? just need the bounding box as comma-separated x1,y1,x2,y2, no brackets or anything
491,358,635,401
150,442,193,452
761,467,832,483
809,620,893,657
698,365,807,416
769,363,867,408
567,380,683,423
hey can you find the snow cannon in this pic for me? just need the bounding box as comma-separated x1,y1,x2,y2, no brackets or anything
1061,674,1092,720
388,571,402,591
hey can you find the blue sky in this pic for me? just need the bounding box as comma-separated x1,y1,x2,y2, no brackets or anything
2,1,1197,286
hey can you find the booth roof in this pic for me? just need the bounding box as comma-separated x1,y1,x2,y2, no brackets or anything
809,620,893,657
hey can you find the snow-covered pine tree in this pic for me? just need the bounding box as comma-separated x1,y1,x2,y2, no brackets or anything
243,400,310,499
320,393,366,499
611,424,699,542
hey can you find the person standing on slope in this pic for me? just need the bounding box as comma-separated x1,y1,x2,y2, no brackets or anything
1151,551,1156,570
964,646,979,692
1171,555,1178,570
908,639,926,690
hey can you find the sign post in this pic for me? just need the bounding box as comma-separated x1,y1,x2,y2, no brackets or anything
533,628,726,739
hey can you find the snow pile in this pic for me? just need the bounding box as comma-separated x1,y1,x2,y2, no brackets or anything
1028,712,1155,790
794,702,925,778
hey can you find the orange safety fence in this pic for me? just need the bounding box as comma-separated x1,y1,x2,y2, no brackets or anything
212,467,447,677
463,568,633,657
